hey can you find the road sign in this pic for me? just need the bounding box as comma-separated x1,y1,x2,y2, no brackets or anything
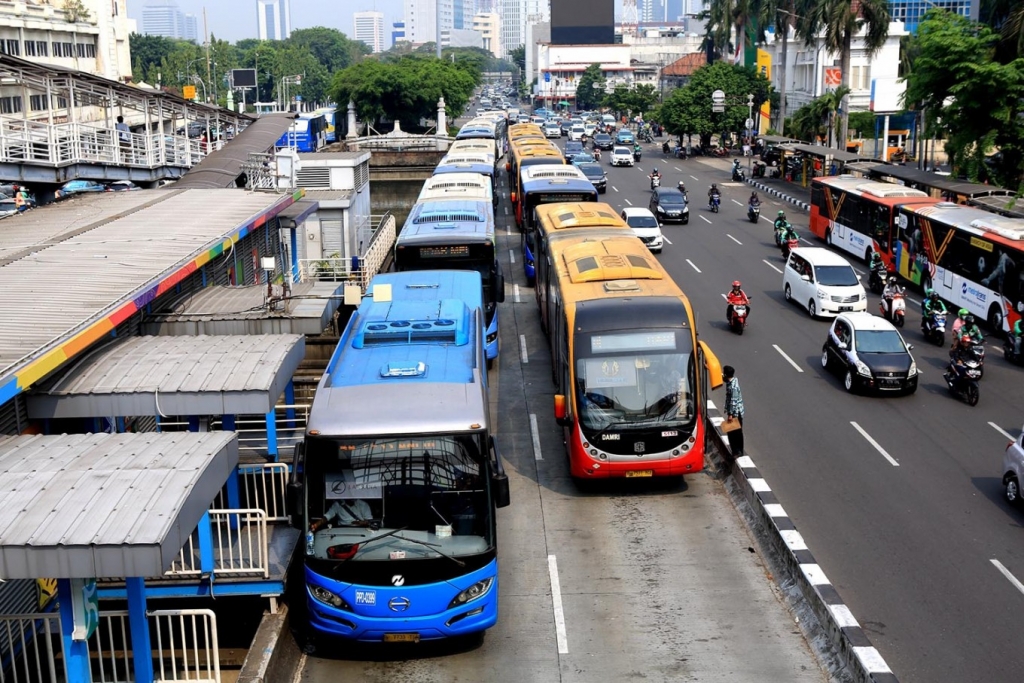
745,118,754,129
712,89,726,104
544,72,550,82
182,85,196,100
824,67,842,90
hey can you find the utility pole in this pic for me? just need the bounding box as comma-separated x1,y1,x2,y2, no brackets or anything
203,8,212,104
436,0,442,59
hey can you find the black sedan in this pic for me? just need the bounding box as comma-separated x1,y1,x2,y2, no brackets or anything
821,313,918,395
593,133,614,150
649,188,689,224
576,162,607,193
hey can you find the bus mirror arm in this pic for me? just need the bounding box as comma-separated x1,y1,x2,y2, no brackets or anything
489,436,511,509
286,441,306,530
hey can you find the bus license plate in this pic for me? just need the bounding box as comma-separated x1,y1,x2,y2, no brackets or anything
383,633,420,643
625,470,654,478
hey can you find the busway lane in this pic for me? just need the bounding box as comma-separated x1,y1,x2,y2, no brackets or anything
602,155,1024,682
299,143,828,683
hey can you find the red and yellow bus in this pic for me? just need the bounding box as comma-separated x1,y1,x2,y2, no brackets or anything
809,176,939,263
536,213,722,481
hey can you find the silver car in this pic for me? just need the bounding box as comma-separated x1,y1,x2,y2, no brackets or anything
1002,428,1024,506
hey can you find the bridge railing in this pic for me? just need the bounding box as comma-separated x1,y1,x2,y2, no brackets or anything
296,211,396,290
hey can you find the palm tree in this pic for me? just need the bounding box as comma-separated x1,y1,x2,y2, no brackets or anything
702,0,760,64
1003,3,1024,58
795,0,891,148
759,0,795,135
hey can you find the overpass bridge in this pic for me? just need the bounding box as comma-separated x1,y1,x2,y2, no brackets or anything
0,54,252,189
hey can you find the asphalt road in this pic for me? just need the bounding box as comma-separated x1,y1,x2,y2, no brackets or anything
296,133,830,683
591,139,1024,683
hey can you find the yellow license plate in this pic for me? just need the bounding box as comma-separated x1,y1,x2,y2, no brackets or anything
383,633,420,643
625,470,654,478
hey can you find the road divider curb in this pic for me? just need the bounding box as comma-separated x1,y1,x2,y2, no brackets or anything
746,178,811,211
704,404,899,683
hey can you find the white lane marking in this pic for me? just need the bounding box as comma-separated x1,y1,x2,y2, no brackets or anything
530,413,543,460
674,166,683,172
689,174,699,181
513,284,521,303
854,268,865,275
761,214,774,224
636,166,644,173
612,185,618,192
662,235,673,245
800,237,813,244
505,206,510,215
519,334,528,364
907,296,921,305
991,559,1024,597
548,555,569,654
624,198,633,206
762,259,783,274
731,199,743,206
509,249,516,264
707,399,717,409
989,422,1015,441
772,344,805,373
686,259,702,273
699,215,712,224
727,233,742,245
851,421,900,467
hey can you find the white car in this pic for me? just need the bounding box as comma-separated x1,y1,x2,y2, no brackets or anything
1003,428,1024,506
610,146,634,167
544,122,561,138
621,208,664,253
569,125,586,142
783,247,867,318
584,122,597,137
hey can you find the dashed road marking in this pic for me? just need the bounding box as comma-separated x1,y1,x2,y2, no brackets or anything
762,259,783,274
991,559,1024,597
624,198,632,206
731,199,743,206
686,259,702,273
612,186,618,192
773,344,804,373
699,215,712,224
662,235,673,245
519,334,528,363
530,413,543,460
989,422,1015,441
851,422,900,466
727,234,742,245
513,284,521,303
689,174,699,181
509,249,516,264
548,555,569,654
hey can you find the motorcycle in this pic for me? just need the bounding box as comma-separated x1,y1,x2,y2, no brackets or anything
748,204,760,223
726,299,750,334
880,288,907,327
921,310,947,346
709,193,721,213
752,161,767,178
1003,334,1024,366
662,141,671,154
732,162,745,181
780,232,799,260
650,175,661,190
633,149,642,162
773,222,792,247
867,262,889,295
944,351,982,406
641,132,654,143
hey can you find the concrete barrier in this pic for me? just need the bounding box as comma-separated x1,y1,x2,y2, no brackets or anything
237,605,303,683
704,406,899,683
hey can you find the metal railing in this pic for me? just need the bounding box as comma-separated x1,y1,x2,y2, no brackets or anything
0,116,207,169
213,463,291,523
155,402,309,459
297,212,396,291
0,613,61,683
165,509,269,579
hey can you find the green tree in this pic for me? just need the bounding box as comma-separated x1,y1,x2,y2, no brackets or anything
628,83,661,119
795,0,890,147
659,61,771,150
509,45,526,74
760,0,795,133
904,10,1024,186
289,27,367,74
575,64,606,110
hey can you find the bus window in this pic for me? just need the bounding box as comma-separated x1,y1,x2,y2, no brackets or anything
872,204,891,253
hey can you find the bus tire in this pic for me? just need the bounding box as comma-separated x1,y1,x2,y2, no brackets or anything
825,228,833,247
988,303,1004,332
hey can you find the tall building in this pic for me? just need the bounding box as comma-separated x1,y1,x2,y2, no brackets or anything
500,0,548,58
888,0,977,33
257,0,291,41
392,20,407,45
404,0,454,45
453,0,475,29
354,11,385,53
141,0,198,42
550,0,612,45
472,12,501,58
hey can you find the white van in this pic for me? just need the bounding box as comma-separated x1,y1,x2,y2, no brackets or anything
783,247,867,318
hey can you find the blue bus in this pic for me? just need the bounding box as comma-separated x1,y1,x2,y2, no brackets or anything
275,113,326,152
395,200,504,365
289,270,510,643
314,107,338,142
518,166,599,284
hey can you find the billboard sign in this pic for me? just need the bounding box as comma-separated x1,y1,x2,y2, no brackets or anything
231,68,257,88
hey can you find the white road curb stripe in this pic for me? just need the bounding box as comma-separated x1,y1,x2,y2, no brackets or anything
548,555,569,654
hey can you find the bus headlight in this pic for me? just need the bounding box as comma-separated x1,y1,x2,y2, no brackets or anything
309,585,352,611
448,577,494,609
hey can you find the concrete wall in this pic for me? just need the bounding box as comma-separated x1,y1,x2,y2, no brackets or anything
368,149,446,229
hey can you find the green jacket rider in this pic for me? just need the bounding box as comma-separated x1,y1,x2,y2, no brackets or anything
922,289,947,316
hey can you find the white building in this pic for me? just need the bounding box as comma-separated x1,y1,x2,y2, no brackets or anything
500,0,548,59
353,11,385,53
761,21,908,122
534,43,634,105
472,12,501,58
404,0,453,45
141,0,197,42
257,0,291,41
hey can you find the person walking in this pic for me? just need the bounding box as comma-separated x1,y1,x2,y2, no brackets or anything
115,115,131,163
723,365,745,457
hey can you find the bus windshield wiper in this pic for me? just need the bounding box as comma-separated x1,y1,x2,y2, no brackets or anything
391,532,466,567
330,526,409,569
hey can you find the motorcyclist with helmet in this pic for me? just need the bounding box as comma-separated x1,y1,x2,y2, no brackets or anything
922,288,947,317
726,280,751,322
945,333,975,383
1010,318,1024,357
708,183,721,208
649,168,661,189
773,210,789,231
952,312,983,352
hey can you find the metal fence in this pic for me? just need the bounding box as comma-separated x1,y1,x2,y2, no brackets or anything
0,613,61,683
213,463,290,523
297,212,396,291
165,509,269,579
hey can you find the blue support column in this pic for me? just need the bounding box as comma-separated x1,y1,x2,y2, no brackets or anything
266,409,278,461
116,416,126,434
198,511,215,574
125,577,154,683
222,414,236,431
290,228,299,282
226,467,241,531
285,380,296,428
57,580,90,683
188,416,200,432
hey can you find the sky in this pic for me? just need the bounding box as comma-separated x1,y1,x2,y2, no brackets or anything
126,0,404,46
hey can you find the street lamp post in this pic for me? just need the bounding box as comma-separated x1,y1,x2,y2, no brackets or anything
747,93,754,172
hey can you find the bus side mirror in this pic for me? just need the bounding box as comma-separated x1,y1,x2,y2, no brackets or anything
510,191,517,204
496,269,506,303
490,437,511,508
286,441,305,530
554,394,567,422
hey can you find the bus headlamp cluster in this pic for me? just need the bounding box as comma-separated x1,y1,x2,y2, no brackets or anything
448,577,494,609
309,585,352,611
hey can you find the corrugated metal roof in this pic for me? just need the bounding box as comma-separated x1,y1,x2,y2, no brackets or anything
174,113,298,189
142,281,342,336
0,192,163,264
0,189,294,381
302,189,354,202
0,432,238,580
298,152,368,161
27,334,305,419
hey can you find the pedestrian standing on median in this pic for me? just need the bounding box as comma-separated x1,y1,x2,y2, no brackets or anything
723,365,745,457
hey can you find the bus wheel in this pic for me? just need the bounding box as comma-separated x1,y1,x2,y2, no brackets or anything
988,304,1004,332
825,229,833,247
